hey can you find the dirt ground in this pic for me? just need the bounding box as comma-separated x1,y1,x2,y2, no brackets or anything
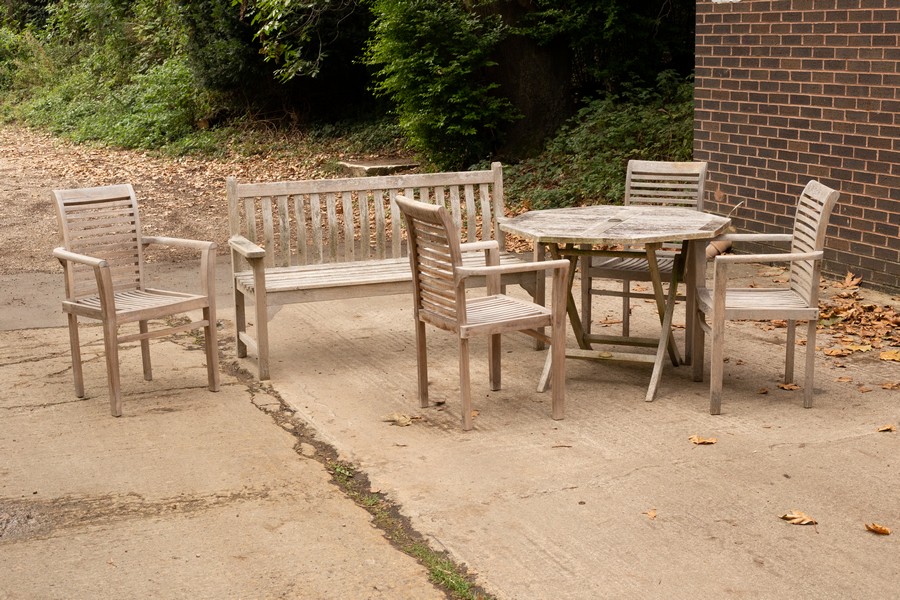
0,123,339,274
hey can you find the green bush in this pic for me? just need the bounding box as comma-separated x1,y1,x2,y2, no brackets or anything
366,0,518,170
506,71,694,209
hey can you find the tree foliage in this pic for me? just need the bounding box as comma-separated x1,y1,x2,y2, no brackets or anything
366,0,517,169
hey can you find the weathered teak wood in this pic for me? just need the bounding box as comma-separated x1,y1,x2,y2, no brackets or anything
52,184,219,416
227,162,539,380
691,179,841,415
396,195,569,431
501,204,730,403
580,160,708,340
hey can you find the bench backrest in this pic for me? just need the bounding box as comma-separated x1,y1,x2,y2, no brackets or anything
227,162,506,270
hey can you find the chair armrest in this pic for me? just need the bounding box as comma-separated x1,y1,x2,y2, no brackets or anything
143,237,217,297
713,233,793,243
459,240,500,253
53,247,107,269
713,251,822,265
457,258,570,278
228,235,266,259
54,247,116,308
143,236,217,251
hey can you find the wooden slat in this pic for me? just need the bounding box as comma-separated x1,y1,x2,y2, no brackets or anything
276,195,290,267
342,191,355,262
261,197,275,268
359,191,372,259
464,185,477,243
389,190,402,258
374,190,386,260
294,195,308,266
478,183,492,242
309,193,324,263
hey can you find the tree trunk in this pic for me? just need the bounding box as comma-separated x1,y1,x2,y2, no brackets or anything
484,1,574,161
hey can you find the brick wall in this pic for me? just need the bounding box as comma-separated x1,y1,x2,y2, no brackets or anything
694,0,899,292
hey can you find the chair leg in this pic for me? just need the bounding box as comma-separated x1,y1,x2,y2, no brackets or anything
488,333,501,391
459,337,473,431
784,319,796,384
550,313,566,421
139,320,152,381
203,307,220,392
803,319,816,408
415,319,429,408
691,308,706,383
235,286,247,358
102,318,123,417
66,313,85,398
709,311,725,415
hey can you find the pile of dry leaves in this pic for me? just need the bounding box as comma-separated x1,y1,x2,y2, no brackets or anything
818,272,900,362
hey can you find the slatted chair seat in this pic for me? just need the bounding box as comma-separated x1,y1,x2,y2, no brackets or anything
695,287,816,316
692,179,841,415
581,160,707,337
53,184,219,417
66,289,210,318
396,195,570,431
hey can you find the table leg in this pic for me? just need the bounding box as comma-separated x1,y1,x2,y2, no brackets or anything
646,263,682,402
548,244,588,350
683,239,705,365
644,243,681,367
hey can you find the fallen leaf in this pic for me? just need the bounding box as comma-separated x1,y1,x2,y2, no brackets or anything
778,383,802,391
865,523,892,535
835,376,853,383
844,343,872,352
881,382,900,390
780,511,817,525
880,350,900,362
382,412,416,427
642,509,657,520
857,385,873,393
877,424,897,432
757,387,769,395
689,434,717,445
824,347,851,357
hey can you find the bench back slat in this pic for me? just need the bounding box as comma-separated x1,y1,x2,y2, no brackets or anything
227,162,506,271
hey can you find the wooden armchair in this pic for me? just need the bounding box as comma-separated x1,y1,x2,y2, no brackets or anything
691,180,841,414
396,195,570,431
53,184,219,416
581,160,708,337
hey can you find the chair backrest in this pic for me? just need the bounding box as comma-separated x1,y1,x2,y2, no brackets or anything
53,184,145,300
789,180,841,303
624,160,708,209
395,195,464,332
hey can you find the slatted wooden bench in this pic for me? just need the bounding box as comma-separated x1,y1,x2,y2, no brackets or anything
227,162,540,379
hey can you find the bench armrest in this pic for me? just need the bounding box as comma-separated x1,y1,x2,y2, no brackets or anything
229,235,266,259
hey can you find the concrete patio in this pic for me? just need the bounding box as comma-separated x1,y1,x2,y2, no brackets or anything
2,264,898,598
